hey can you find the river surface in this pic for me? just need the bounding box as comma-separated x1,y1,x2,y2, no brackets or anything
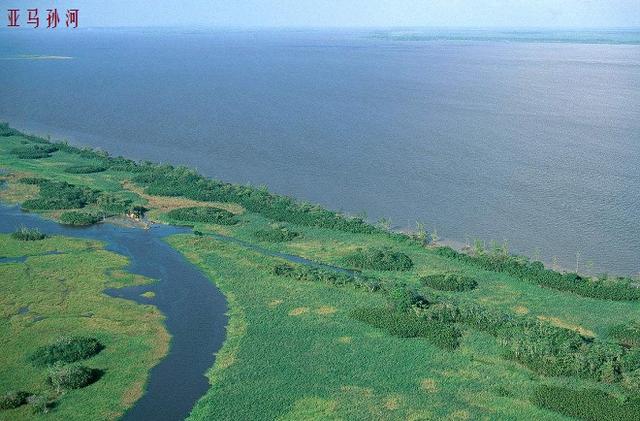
1,29,638,274
0,204,228,421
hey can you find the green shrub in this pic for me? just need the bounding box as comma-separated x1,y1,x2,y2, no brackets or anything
342,247,413,271
272,263,382,292
253,225,299,242
532,385,640,421
387,284,429,312
0,122,20,137
10,144,58,159
0,391,30,410
434,246,640,301
18,177,47,185
623,369,640,393
96,193,133,215
64,164,107,174
22,180,100,210
47,363,101,392
609,322,640,348
351,307,461,350
59,211,101,226
166,206,238,225
421,273,478,292
422,298,639,383
11,226,47,241
28,336,103,367
27,394,51,414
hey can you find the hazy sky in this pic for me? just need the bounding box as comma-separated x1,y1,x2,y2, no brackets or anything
8,0,640,28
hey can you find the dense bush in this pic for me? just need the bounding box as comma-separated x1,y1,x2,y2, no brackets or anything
27,394,51,414
28,336,103,367
387,284,429,312
0,391,30,410
10,144,58,159
47,363,101,392
18,177,47,185
609,322,640,348
64,164,107,174
341,247,414,271
253,224,299,242
422,298,640,383
351,307,461,350
0,122,20,137
96,193,133,215
11,226,47,241
130,165,378,233
421,273,478,292
273,263,382,292
166,206,238,225
59,211,101,226
22,180,100,210
434,246,640,301
532,385,640,421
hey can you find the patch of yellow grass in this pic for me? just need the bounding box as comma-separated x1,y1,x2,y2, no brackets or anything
121,381,144,407
448,410,471,420
420,378,438,393
268,299,283,308
337,336,352,344
315,306,337,315
122,180,245,215
384,395,401,411
537,315,596,337
289,307,310,316
340,385,374,398
513,305,529,315
0,172,39,203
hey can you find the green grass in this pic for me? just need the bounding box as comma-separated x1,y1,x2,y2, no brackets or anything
3,126,640,420
0,234,168,420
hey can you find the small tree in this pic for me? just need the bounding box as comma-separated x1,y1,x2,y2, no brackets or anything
47,363,99,393
415,221,427,243
377,217,391,231
430,228,440,245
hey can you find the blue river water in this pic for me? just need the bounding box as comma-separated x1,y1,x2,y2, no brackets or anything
0,28,638,274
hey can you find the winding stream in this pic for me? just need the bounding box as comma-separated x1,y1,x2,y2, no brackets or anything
0,204,227,421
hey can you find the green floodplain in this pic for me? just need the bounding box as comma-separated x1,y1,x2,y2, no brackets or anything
1,122,640,420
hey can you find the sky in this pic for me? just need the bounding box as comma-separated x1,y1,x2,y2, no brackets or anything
4,0,640,28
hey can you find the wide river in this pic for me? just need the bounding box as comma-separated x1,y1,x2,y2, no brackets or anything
1,29,638,274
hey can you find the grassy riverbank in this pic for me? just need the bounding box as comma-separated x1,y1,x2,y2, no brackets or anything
0,234,168,420
2,124,640,420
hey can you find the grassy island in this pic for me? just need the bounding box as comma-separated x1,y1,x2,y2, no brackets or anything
1,123,640,420
0,233,168,420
